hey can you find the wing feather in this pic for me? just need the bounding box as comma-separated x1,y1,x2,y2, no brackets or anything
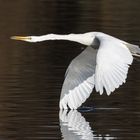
60,47,97,109
95,37,133,95
60,33,134,109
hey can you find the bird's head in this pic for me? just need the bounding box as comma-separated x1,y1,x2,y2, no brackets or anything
76,32,96,46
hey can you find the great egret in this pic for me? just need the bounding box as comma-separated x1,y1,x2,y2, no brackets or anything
11,32,140,109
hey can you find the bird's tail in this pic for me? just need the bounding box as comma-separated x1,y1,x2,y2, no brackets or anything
125,43,140,57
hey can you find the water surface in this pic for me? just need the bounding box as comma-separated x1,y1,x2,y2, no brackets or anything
0,0,140,139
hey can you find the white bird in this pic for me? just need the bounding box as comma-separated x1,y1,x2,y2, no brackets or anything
11,32,140,109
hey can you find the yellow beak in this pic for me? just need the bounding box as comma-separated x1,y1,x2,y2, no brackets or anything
10,36,31,41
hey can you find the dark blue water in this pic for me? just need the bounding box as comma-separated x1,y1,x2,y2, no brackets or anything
0,0,140,139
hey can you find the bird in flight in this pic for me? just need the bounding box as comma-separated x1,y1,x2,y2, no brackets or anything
11,32,140,109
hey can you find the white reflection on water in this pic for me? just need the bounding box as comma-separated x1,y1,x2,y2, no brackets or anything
59,110,115,140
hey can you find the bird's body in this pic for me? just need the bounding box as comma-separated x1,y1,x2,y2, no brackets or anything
11,32,140,109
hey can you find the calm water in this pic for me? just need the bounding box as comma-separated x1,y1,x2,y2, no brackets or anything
0,0,140,139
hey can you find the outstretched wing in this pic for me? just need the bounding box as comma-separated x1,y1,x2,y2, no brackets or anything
60,34,133,109
95,37,133,95
60,47,97,109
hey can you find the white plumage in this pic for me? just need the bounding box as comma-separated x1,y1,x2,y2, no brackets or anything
11,32,140,109
95,36,133,95
60,75,94,109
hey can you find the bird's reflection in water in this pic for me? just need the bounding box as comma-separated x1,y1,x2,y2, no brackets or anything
59,110,115,140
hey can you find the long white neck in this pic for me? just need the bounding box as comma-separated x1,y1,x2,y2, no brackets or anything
32,33,94,46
